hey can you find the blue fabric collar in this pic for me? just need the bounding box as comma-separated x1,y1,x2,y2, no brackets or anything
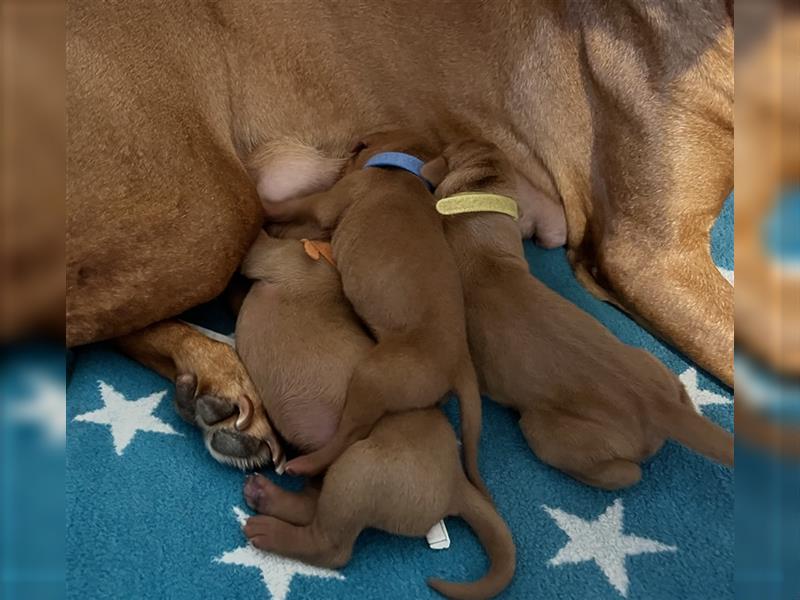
362,151,435,192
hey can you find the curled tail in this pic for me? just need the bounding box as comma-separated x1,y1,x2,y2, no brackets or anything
657,388,734,465
427,482,516,600
453,362,489,497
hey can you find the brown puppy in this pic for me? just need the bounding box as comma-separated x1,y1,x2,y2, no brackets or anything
243,410,515,600
237,230,515,599
425,141,733,489
262,132,486,490
236,231,370,456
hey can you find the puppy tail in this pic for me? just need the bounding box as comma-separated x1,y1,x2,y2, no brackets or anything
453,363,489,498
657,388,734,466
427,482,516,600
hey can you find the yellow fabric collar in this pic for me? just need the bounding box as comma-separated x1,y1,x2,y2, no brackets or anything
435,192,518,221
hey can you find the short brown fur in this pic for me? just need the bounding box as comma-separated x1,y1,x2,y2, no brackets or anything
260,132,487,492
431,141,733,489
237,230,515,599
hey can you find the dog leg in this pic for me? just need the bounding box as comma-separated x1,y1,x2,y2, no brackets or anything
116,320,283,470
596,224,733,386
243,516,351,568
519,411,642,489
569,17,733,385
284,341,450,476
243,474,319,525
567,460,642,491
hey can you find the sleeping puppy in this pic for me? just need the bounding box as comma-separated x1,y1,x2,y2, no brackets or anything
260,130,486,493
237,231,369,457
236,231,515,599
425,141,733,490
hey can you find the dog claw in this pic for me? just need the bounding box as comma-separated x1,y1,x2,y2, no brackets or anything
173,373,198,422
264,437,285,473
235,394,254,431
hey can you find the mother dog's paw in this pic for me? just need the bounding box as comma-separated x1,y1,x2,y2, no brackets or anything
173,371,284,471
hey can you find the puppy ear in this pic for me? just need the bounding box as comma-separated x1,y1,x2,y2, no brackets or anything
351,130,392,152
421,156,449,187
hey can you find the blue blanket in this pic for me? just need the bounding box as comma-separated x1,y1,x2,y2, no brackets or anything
62,199,734,599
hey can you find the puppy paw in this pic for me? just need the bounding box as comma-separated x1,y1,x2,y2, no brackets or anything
284,450,332,478
244,473,278,514
243,515,282,551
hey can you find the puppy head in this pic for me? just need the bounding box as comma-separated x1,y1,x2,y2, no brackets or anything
241,231,337,289
421,140,518,199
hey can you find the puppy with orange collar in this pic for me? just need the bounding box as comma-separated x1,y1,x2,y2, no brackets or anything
237,232,364,460
236,230,515,599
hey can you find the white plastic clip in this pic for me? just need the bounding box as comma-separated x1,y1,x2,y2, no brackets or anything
426,520,451,550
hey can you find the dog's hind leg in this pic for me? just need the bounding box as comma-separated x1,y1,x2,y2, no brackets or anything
582,109,733,386
594,208,733,387
569,17,733,386
566,460,642,490
243,474,320,525
244,515,353,568
244,450,373,567
284,340,450,476
519,411,642,489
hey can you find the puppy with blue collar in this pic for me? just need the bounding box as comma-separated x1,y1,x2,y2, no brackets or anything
262,130,487,496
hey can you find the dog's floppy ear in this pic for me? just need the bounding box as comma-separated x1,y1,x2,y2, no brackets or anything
421,156,449,187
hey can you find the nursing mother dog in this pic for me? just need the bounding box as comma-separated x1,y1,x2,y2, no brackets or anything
67,1,734,468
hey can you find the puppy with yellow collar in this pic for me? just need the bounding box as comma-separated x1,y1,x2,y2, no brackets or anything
426,140,733,489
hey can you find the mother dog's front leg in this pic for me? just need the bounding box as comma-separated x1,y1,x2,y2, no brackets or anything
116,320,284,470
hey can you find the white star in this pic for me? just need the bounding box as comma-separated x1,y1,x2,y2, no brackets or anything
73,381,180,455
7,372,66,447
718,267,734,285
543,499,677,597
215,507,344,600
679,368,733,413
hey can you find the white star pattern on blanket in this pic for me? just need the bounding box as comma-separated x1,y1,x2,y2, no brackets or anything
215,507,345,600
679,368,733,413
73,380,180,455
7,372,66,447
717,267,734,285
543,499,677,597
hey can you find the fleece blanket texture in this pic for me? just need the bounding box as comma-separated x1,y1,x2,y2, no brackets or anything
61,198,736,599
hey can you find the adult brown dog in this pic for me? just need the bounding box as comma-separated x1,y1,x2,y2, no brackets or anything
426,140,733,489
67,1,733,466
